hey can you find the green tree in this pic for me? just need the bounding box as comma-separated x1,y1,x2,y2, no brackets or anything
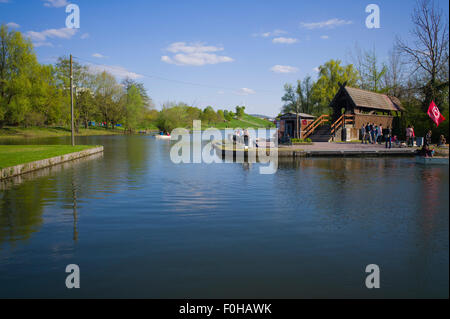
124,84,143,131
29,64,67,126
217,109,225,122
77,89,95,129
223,110,234,121
202,106,216,124
235,106,245,118
122,78,154,108
0,24,40,127
311,59,359,114
92,71,124,129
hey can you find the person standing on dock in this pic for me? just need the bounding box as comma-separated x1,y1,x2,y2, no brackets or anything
365,123,371,144
361,124,367,144
425,130,432,146
385,126,392,149
370,123,376,144
378,124,383,144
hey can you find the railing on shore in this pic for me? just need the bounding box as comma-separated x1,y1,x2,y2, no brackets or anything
303,115,329,139
331,114,355,135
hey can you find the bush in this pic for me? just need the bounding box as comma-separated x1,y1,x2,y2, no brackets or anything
291,138,312,144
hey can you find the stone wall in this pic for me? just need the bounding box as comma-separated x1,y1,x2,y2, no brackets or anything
0,146,104,180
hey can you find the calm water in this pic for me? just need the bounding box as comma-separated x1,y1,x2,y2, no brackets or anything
0,135,448,298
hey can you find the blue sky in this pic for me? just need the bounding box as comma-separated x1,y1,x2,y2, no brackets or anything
1,0,449,116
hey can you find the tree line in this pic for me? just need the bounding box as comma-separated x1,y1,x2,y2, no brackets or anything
0,23,254,133
0,24,155,132
281,0,448,141
155,104,248,132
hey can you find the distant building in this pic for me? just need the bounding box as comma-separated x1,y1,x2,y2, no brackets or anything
277,112,315,139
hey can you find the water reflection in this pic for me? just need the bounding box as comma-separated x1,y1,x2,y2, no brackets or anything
0,136,448,298
0,153,103,245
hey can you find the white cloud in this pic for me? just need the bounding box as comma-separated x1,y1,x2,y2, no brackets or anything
80,33,90,40
300,18,353,29
92,53,107,58
26,27,77,42
43,0,69,7
25,27,77,47
88,64,143,80
236,88,256,96
253,29,287,38
270,65,299,74
6,22,20,28
167,42,224,54
272,37,298,44
162,42,234,66
320,35,329,39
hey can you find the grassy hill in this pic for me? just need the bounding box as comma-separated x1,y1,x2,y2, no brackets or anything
203,114,275,129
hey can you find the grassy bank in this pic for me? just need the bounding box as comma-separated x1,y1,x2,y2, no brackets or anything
0,126,124,139
0,145,98,169
202,115,275,130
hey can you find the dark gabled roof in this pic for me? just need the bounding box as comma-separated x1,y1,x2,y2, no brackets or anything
344,87,405,112
280,112,315,119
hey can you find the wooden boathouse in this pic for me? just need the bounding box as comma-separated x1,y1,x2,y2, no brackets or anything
302,83,405,142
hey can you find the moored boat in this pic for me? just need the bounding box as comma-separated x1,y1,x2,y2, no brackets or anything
415,156,449,165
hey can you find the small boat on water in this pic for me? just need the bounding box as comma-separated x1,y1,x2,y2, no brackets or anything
415,156,449,165
155,134,171,140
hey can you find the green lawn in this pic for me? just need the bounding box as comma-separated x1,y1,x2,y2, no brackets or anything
0,126,124,139
203,115,275,129
0,145,97,169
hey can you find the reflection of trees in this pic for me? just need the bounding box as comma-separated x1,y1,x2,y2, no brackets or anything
0,153,103,246
417,166,449,240
125,136,151,185
0,181,49,245
0,136,153,246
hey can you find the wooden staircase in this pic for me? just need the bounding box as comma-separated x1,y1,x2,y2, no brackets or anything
303,114,355,142
303,115,329,139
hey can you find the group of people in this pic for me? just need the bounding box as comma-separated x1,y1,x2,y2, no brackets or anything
361,123,393,149
361,123,384,144
415,130,447,158
233,129,251,147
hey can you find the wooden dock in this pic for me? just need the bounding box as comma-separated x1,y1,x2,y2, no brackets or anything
213,141,418,158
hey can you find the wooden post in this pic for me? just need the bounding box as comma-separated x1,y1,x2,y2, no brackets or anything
70,54,75,146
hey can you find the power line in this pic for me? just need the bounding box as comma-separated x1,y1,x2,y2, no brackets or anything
72,56,281,96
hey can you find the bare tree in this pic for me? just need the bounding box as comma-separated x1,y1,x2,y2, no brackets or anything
350,44,387,92
396,0,449,108
383,47,406,97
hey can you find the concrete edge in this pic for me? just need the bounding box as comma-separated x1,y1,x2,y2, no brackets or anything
212,141,417,158
0,146,104,180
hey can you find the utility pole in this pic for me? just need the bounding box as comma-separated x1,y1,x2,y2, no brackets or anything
70,54,75,146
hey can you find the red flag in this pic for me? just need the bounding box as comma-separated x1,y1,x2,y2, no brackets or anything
427,101,445,127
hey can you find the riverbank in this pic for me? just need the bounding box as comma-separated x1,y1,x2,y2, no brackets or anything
0,145,103,179
0,126,125,139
